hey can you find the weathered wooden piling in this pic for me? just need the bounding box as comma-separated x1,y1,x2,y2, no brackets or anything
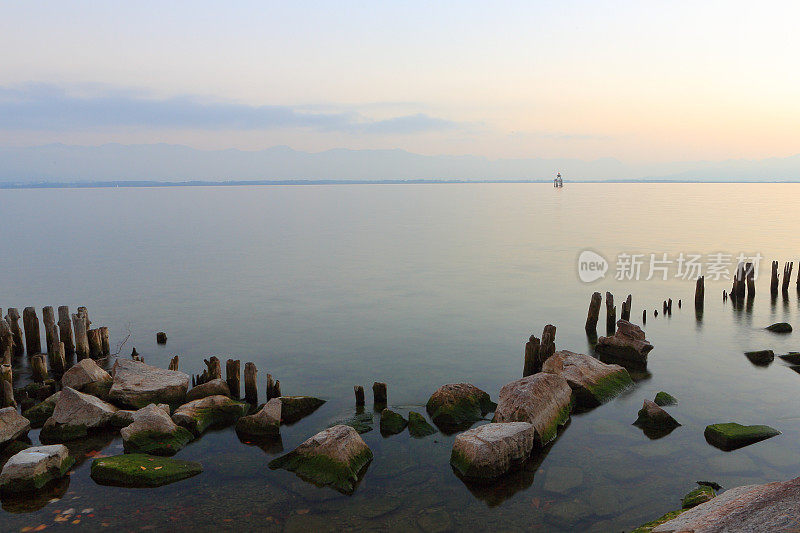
168,355,179,371
782,262,793,293
1,363,12,388
266,373,275,400
373,382,387,406
156,331,167,344
0,319,13,365
667,298,673,315
99,327,110,356
22,307,41,355
87,328,103,359
723,290,727,302
57,306,74,357
642,309,646,325
244,362,258,404
654,309,658,317
0,363,13,407
694,276,704,311
42,306,59,358
77,307,91,329
745,263,755,299
52,342,66,374
621,294,632,321
354,385,365,406
770,261,779,296
585,292,602,333
523,335,540,377
72,313,90,360
662,300,667,315
733,262,747,302
678,299,682,308
540,324,556,368
30,353,48,382
226,359,240,398
5,308,24,356
605,292,616,335
206,356,222,380
272,380,281,398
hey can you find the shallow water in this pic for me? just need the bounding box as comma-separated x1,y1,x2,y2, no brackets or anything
1,183,800,531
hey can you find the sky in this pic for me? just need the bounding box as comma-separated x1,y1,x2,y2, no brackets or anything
1,1,799,167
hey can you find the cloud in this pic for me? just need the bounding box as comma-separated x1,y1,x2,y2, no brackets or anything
0,83,460,135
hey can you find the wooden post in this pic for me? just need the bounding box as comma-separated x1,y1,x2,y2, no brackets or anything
77,307,91,329
523,335,540,377
667,298,673,315
23,307,41,355
87,328,103,359
782,262,793,294
642,309,647,325
265,373,274,400
99,327,110,356
584,292,602,333
770,261,779,296
605,292,616,335
354,385,365,406
0,363,13,407
272,380,281,398
0,319,13,365
539,324,556,371
694,276,704,311
30,353,48,383
662,300,667,315
745,263,755,299
5,308,24,356
168,355,179,371
204,356,221,380
226,359,240,398
72,313,90,360
678,299,682,308
1,363,12,387
244,362,258,404
52,342,66,374
42,306,59,358
372,382,387,406
57,306,74,358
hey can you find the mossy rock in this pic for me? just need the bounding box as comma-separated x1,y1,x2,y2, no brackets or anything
681,485,716,509
0,454,75,494
172,396,249,436
407,411,436,438
704,422,780,450
122,428,194,456
82,380,113,401
39,422,88,444
379,409,407,435
329,411,373,434
631,509,685,533
22,393,59,428
280,396,326,424
766,322,792,333
269,447,372,494
653,391,678,406
90,454,202,487
426,384,496,432
778,352,800,364
744,350,774,366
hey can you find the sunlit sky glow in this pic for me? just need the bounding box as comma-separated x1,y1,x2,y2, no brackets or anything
1,1,798,165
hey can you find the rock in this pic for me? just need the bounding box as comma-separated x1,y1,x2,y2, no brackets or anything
632,510,685,533
704,422,780,451
425,383,496,432
0,445,74,494
61,358,112,391
235,398,281,438
652,475,800,532
408,411,436,438
654,391,678,406
682,484,716,509
121,404,193,456
744,349,774,366
765,322,792,333
109,359,190,408
269,424,372,494
0,407,31,449
90,454,202,487
543,465,584,494
172,395,248,436
595,319,654,363
156,331,168,344
492,373,572,446
185,378,231,402
109,409,137,428
279,396,326,423
634,399,680,430
778,351,800,364
21,392,60,428
542,350,632,407
40,387,118,443
329,410,373,434
450,422,535,479
379,408,407,435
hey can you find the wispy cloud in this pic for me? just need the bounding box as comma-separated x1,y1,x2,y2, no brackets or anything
0,83,460,135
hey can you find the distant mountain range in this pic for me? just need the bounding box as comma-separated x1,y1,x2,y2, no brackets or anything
1,143,799,184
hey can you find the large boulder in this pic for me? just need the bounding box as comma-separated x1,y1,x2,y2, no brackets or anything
269,424,373,494
279,396,326,423
235,398,281,439
450,422,536,479
40,387,118,443
21,392,60,428
0,445,74,494
109,359,190,409
120,404,193,456
61,359,112,391
185,378,230,402
542,350,632,407
492,373,572,446
652,476,800,532
0,407,31,449
595,320,654,364
704,422,780,451
425,383,496,432
172,395,248,436
91,454,202,487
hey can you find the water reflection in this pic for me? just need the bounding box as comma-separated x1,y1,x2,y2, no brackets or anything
1,476,70,513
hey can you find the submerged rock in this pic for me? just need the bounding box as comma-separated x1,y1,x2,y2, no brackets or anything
681,484,716,509
542,350,632,407
634,400,680,430
654,391,678,406
172,395,248,436
492,373,572,446
109,359,190,409
379,408,407,435
21,392,60,428
744,349,774,366
408,411,436,438
425,383,496,432
235,398,281,438
40,387,118,443
269,424,372,494
185,378,231,402
652,475,800,532
0,445,74,494
0,408,31,449
595,319,654,364
121,404,193,456
279,396,326,423
704,422,780,451
61,358,112,391
778,351,800,364
765,322,792,333
91,454,202,487
450,422,535,479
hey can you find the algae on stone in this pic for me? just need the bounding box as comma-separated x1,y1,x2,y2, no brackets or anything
171,395,248,436
766,322,792,333
90,454,202,487
379,408,407,435
681,485,716,509
407,411,436,438
426,383,495,432
653,391,678,406
704,422,780,450
279,396,326,423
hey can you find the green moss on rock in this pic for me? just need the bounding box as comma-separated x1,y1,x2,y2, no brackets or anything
654,391,678,406
269,447,372,494
0,455,75,494
704,422,780,450
280,396,326,424
682,485,716,509
90,454,202,487
122,428,194,457
379,409,407,435
39,422,87,444
584,370,633,405
426,384,496,432
407,411,436,438
631,509,685,533
22,394,59,428
766,322,792,333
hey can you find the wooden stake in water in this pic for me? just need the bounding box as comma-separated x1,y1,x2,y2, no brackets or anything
770,261,779,296
30,353,48,383
605,292,616,335
354,385,365,406
168,355,179,371
694,276,704,311
782,262,793,294
372,382,387,406
43,306,59,358
0,363,14,407
87,328,103,359
244,362,258,404
5,308,24,356
23,307,41,355
57,306,75,358
0,319,13,365
585,292,602,333
72,313,90,360
523,335,540,377
226,359,240,399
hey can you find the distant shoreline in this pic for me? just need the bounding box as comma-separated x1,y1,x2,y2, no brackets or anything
2,178,800,190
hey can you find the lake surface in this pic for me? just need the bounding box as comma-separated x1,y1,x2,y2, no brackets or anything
2,183,800,532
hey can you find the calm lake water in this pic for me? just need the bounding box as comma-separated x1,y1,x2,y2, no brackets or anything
1,183,800,532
